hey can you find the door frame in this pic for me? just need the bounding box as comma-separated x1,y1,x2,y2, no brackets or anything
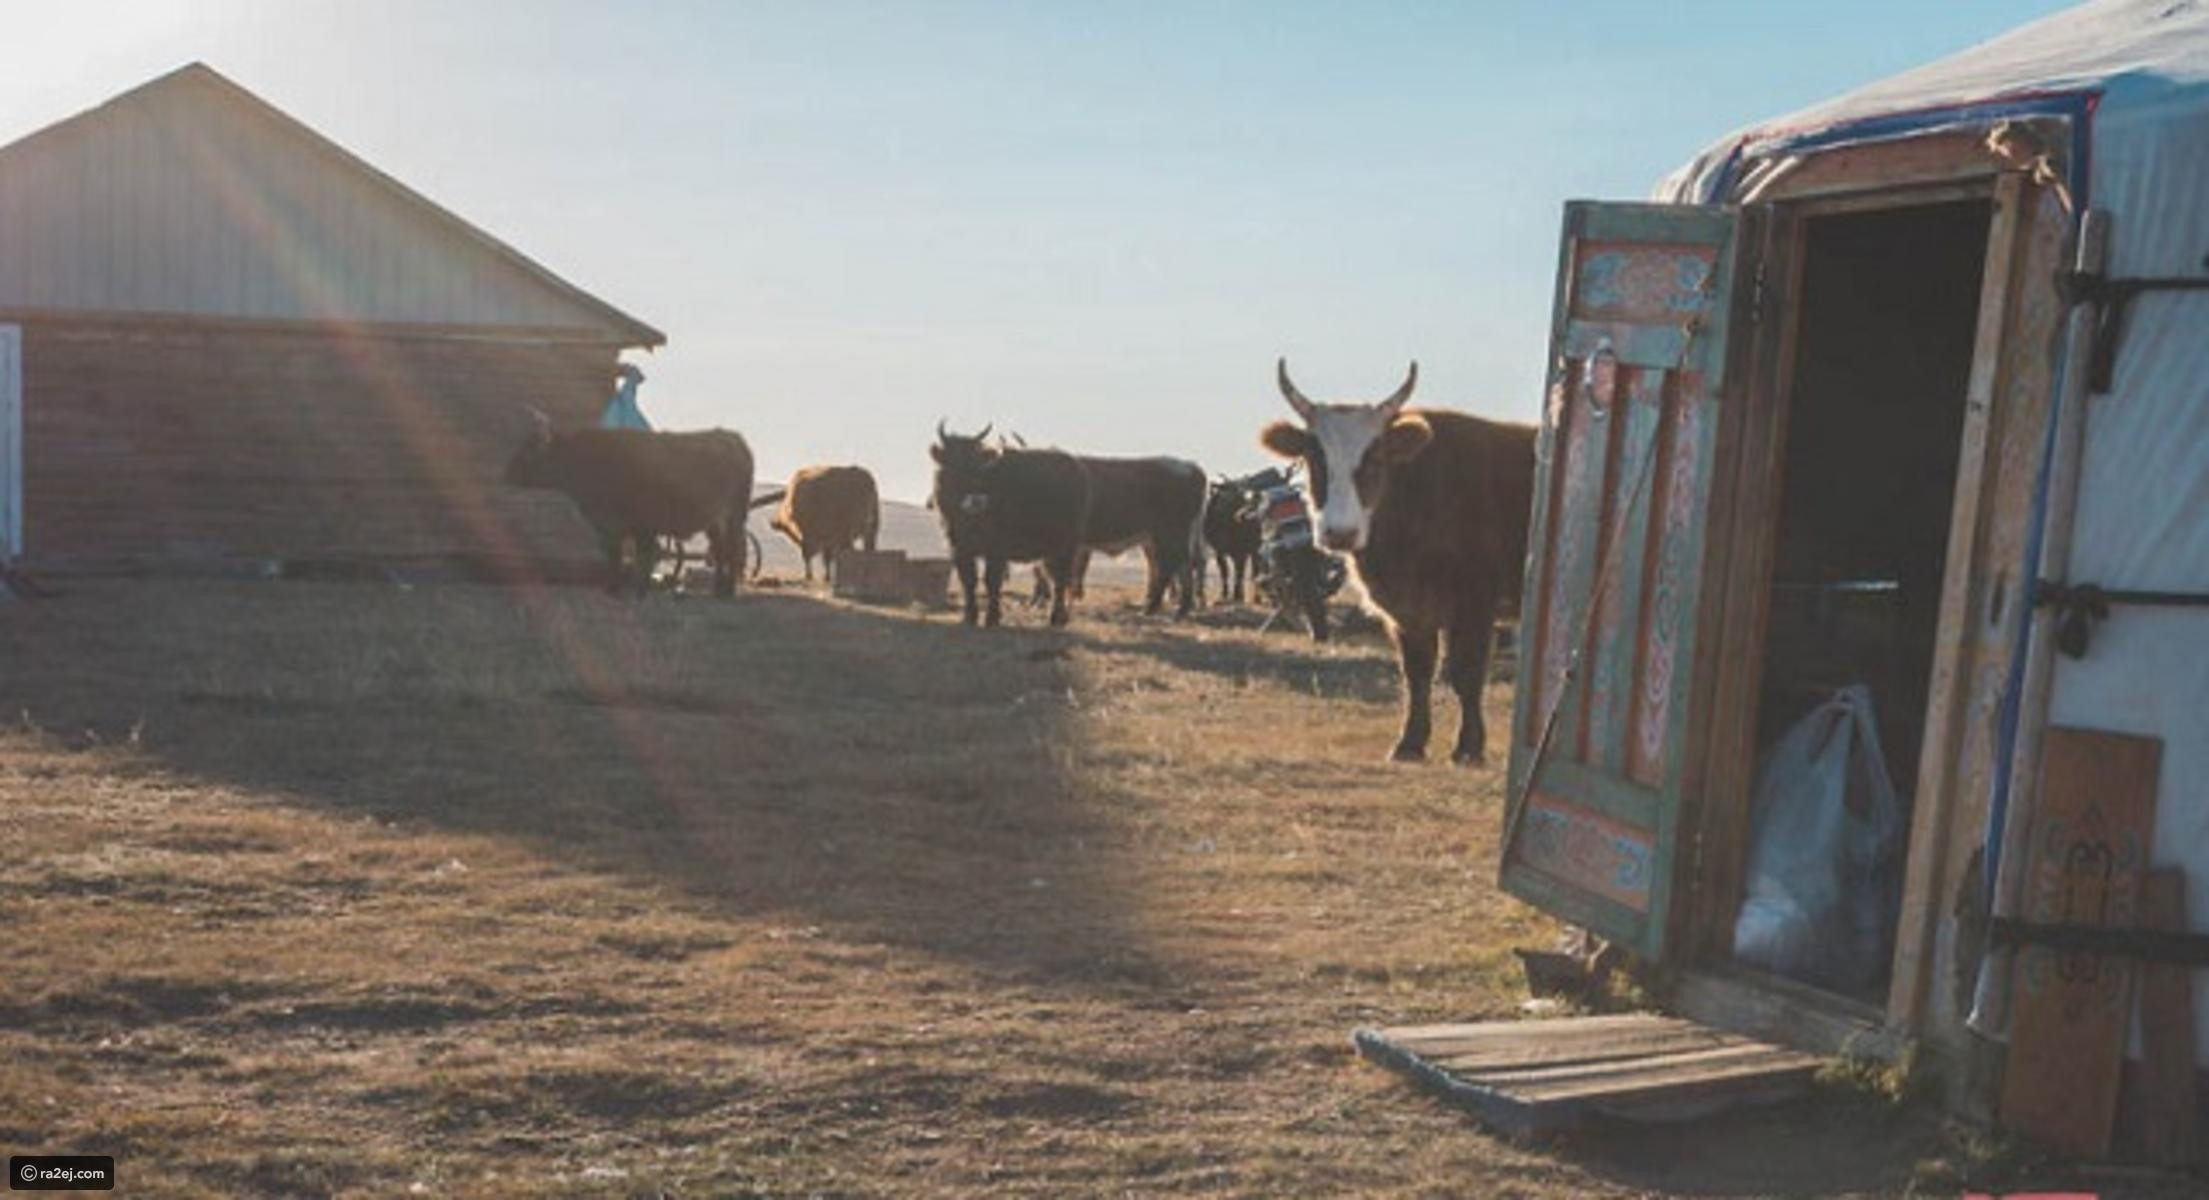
1668,130,2072,1045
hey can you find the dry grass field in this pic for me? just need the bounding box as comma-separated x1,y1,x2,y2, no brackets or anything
0,577,2006,1197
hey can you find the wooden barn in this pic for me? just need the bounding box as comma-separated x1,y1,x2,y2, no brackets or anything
0,63,662,576
1365,0,2209,1161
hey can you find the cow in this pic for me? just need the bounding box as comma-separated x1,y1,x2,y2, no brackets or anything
768,465,880,583
1029,456,1207,618
1202,475,1262,604
1259,359,1535,764
506,420,756,597
932,422,1088,627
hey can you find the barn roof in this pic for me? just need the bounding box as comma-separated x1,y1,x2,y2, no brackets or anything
0,63,664,346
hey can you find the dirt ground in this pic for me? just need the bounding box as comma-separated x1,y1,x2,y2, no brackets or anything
0,577,2145,1197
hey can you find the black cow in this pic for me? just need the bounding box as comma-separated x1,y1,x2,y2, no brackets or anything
1202,476,1262,604
1069,455,1207,618
931,423,1088,627
1013,454,1207,619
506,421,756,596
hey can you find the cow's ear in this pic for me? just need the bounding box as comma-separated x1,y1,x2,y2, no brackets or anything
930,443,944,463
1259,420,1311,460
1380,414,1433,462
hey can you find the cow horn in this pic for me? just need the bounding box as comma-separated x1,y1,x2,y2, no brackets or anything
936,418,950,443
975,422,993,443
524,405,552,439
1379,361,1419,413
1276,357,1316,420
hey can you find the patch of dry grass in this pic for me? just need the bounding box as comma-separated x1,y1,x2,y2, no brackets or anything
0,578,1939,1196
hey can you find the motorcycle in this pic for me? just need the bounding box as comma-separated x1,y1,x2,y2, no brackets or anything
1238,465,1344,641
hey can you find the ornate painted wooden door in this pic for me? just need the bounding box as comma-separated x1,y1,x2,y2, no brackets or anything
1502,202,1759,960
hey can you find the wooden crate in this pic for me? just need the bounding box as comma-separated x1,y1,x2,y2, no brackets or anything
831,549,909,602
902,557,954,608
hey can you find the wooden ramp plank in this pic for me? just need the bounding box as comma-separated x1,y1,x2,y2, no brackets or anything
1383,1014,1726,1072
1424,1023,1739,1076
1355,1012,1822,1136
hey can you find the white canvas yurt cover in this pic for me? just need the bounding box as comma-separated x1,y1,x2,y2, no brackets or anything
1665,0,2209,1061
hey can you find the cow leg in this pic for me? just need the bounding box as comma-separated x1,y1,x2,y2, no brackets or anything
598,530,627,595
983,556,1008,628
1043,549,1077,627
1444,598,1500,765
1139,544,1168,616
632,532,659,597
955,555,980,626
822,546,836,586
1150,532,1193,619
803,543,815,582
1235,554,1249,605
1390,620,1438,762
1171,544,1195,619
708,521,739,597
1071,550,1089,601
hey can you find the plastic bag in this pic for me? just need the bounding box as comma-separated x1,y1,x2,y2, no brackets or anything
1732,685,1905,992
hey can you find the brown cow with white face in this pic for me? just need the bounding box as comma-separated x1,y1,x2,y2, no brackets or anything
1259,358,1535,763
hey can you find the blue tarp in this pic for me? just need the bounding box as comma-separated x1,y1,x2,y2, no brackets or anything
600,365,651,431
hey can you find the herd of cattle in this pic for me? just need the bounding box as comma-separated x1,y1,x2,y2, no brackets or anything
505,360,1535,763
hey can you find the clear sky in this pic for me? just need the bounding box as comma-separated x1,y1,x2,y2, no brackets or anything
1,0,2076,500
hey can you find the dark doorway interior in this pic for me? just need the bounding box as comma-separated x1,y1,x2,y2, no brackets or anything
1745,198,1992,1001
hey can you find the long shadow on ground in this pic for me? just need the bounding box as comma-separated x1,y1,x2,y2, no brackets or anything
0,581,1170,992
1065,617,1401,705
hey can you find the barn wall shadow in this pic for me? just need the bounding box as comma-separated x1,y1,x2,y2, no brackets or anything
0,581,1172,995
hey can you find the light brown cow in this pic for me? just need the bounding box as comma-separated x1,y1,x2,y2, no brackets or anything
769,465,881,583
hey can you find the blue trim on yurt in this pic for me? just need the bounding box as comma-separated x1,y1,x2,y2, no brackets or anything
1982,337,2077,908
1705,91,2097,207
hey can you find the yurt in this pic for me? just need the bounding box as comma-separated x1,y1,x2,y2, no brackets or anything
1366,0,2209,1157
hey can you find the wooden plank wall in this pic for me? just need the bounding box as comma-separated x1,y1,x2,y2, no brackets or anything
19,319,618,571
2132,869,2200,1166
1998,727,2161,1158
